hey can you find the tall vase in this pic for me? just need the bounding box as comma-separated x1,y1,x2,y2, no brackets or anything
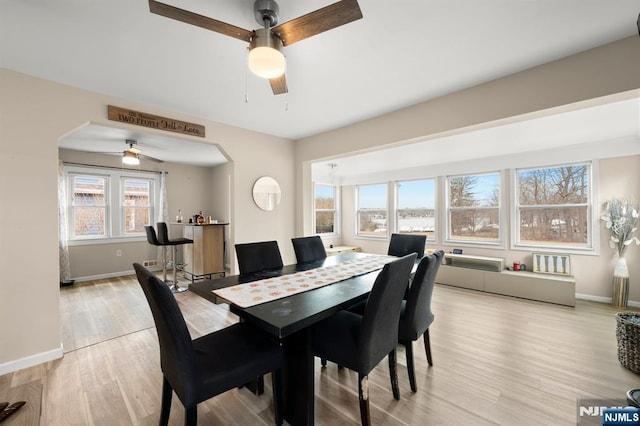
612,255,629,308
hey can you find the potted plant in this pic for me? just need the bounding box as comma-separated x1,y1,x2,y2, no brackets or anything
601,198,640,307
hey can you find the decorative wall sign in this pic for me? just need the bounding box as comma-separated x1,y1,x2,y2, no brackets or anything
107,105,205,137
532,253,571,275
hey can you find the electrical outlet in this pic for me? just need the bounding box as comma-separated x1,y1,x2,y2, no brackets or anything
116,249,122,257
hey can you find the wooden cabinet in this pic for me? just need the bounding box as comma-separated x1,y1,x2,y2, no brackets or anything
181,223,227,279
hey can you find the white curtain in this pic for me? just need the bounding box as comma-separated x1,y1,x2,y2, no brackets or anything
157,171,169,223
58,161,71,281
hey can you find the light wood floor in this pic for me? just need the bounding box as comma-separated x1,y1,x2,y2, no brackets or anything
2,274,640,425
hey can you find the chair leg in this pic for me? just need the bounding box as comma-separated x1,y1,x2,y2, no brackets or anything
185,406,197,426
242,376,265,395
161,247,168,282
424,329,433,366
170,246,187,293
160,377,172,426
404,340,417,392
272,369,284,426
256,375,265,395
388,349,400,400
358,373,371,426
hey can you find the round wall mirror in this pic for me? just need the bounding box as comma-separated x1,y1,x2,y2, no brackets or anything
252,176,281,211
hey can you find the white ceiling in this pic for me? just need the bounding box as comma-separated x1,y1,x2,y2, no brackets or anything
58,123,228,167
2,1,639,168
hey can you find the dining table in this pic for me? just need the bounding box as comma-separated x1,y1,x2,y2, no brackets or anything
189,252,391,426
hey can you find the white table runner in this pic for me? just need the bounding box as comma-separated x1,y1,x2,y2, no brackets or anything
213,254,395,308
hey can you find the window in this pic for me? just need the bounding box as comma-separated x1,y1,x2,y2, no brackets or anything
515,162,591,249
396,179,436,240
447,172,501,244
314,183,338,234
122,178,153,235
67,166,158,242
357,183,388,237
71,174,108,238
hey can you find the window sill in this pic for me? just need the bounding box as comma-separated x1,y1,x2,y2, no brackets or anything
443,240,505,250
354,234,389,241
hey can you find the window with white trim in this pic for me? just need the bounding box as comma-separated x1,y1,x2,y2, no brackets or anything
356,183,388,237
447,172,501,244
70,174,108,238
67,166,158,241
314,183,338,235
396,178,436,240
515,162,591,249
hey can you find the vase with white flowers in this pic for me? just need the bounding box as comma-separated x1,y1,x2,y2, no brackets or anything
601,198,640,307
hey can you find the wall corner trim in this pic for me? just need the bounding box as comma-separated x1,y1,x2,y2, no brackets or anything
0,345,63,376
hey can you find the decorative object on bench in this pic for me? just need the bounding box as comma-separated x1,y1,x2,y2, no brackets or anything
532,253,571,275
602,198,640,308
616,312,640,373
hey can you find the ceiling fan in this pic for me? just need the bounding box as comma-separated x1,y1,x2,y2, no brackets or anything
148,0,363,95
120,140,163,165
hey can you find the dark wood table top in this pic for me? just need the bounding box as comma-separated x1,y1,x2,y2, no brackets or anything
189,252,377,338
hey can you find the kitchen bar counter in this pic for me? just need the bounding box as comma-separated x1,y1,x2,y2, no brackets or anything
172,222,228,281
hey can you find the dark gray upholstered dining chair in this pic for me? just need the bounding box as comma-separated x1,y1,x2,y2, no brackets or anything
233,240,284,394
133,263,284,426
399,250,443,392
291,235,327,264
235,240,283,276
387,233,427,259
344,232,427,318
312,253,417,426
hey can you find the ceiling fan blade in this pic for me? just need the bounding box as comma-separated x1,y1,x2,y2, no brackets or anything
271,0,362,46
148,0,253,42
269,73,288,95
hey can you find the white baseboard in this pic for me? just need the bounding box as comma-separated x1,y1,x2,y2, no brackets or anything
575,293,640,308
73,266,162,283
0,345,63,376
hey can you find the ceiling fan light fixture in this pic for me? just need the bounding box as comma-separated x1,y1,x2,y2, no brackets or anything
248,28,285,79
122,150,140,165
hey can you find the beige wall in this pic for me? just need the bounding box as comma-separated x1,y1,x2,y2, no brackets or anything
295,36,640,300
209,161,233,267
0,68,295,373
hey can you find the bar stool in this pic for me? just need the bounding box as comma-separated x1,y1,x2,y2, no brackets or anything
157,222,193,293
145,225,171,284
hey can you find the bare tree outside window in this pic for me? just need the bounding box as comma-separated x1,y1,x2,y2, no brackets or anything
71,175,107,238
67,166,158,241
447,172,501,243
517,163,590,247
315,184,337,234
123,178,152,235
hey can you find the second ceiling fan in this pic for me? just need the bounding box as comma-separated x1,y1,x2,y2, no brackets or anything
148,0,362,95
